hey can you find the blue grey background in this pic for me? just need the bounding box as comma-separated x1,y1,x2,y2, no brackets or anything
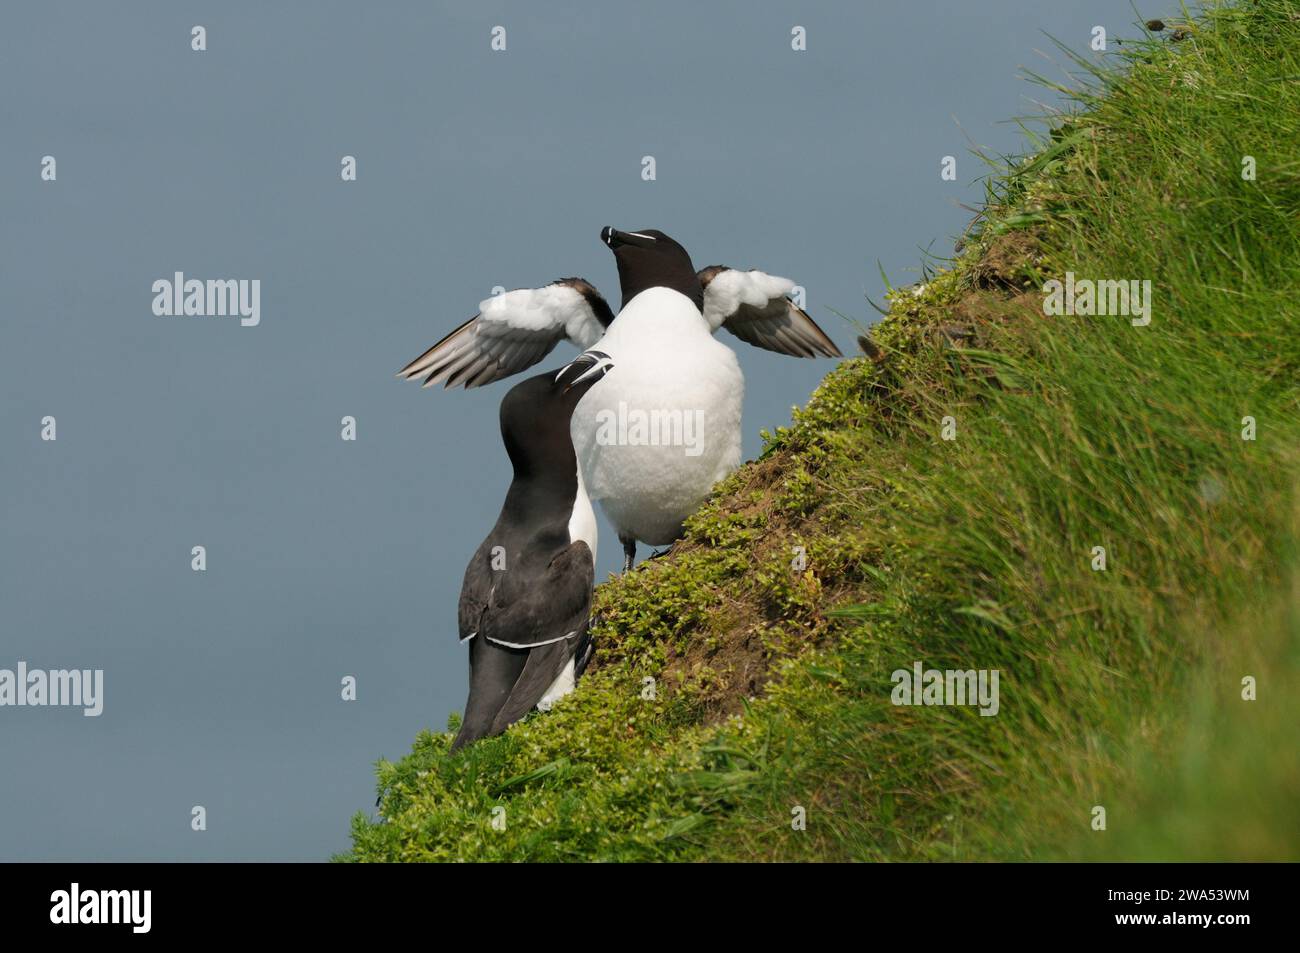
0,1,1153,860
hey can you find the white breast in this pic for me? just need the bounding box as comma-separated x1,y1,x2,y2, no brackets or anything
566,464,598,562
570,287,744,546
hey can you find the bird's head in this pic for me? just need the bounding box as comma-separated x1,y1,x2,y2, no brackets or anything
554,349,615,400
600,227,701,310
498,352,615,475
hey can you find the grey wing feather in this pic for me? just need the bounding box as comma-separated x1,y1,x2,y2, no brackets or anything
479,541,595,648
399,279,612,390
488,639,574,735
457,538,497,642
698,265,843,359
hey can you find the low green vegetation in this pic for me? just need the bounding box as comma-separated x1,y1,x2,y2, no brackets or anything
343,0,1300,861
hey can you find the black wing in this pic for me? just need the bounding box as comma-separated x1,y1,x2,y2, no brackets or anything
451,541,596,749
478,541,595,649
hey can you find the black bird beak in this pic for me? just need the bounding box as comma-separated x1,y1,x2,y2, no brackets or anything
557,350,615,393
601,227,656,249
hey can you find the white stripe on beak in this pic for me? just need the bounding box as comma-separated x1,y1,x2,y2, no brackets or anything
569,354,615,386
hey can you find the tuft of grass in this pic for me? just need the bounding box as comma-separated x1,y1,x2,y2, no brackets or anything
342,0,1300,862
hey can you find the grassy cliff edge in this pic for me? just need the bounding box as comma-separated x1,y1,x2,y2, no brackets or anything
344,0,1300,862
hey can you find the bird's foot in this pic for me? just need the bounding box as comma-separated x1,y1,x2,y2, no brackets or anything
649,539,682,561
620,535,636,573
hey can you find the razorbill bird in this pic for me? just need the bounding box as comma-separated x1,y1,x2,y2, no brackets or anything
450,350,615,750
400,227,841,571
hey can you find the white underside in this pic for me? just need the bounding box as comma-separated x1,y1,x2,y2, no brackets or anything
566,465,598,562
570,287,744,546
529,475,594,712
537,656,575,711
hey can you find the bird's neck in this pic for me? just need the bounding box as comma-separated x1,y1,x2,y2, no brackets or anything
617,260,703,312
502,451,579,517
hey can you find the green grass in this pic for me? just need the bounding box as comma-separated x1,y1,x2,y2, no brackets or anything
342,0,1300,862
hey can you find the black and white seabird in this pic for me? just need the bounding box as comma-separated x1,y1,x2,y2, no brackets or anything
400,227,841,572
450,350,615,750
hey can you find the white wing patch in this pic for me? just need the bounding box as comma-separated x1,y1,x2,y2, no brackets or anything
399,278,611,389
699,267,842,359
485,629,578,650
700,269,795,332
479,285,604,348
